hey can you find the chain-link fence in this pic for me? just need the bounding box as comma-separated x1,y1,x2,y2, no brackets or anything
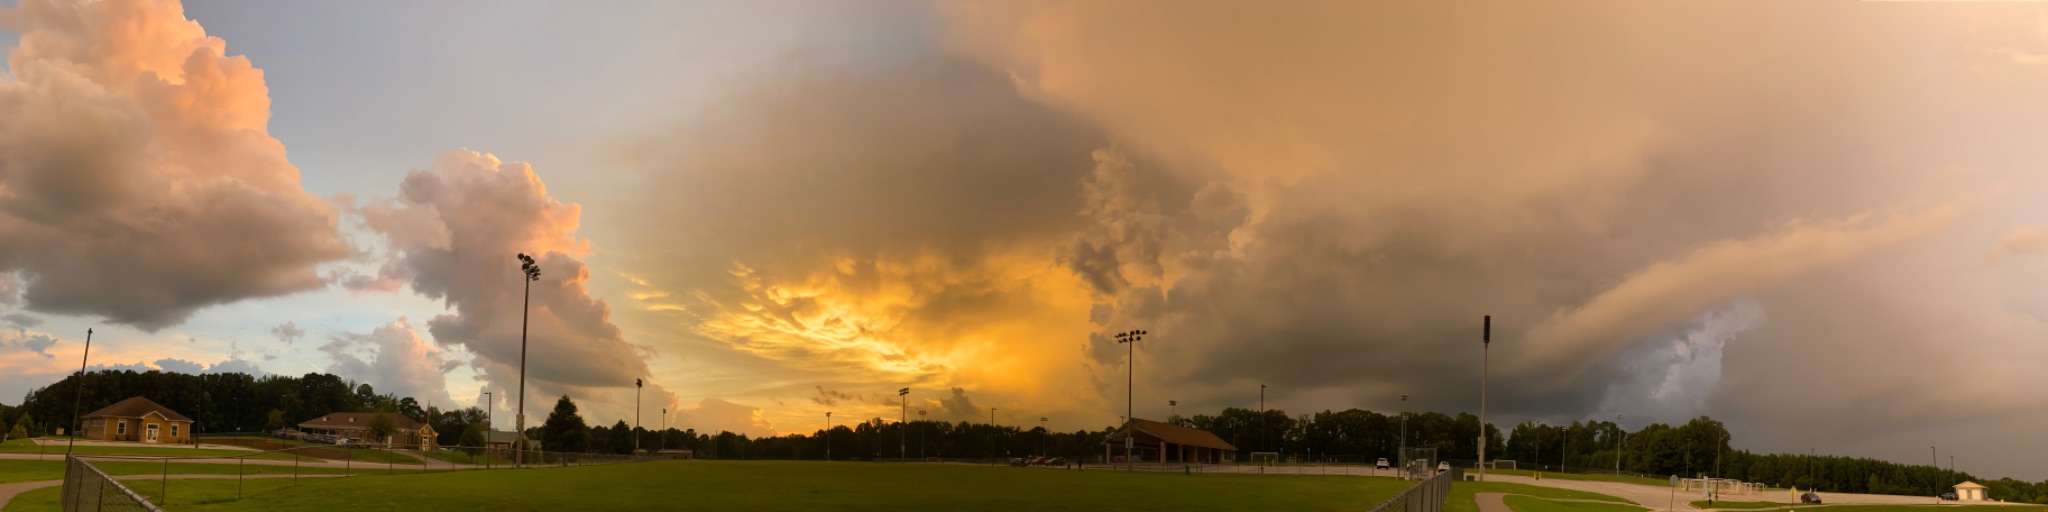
1368,467,1454,512
61,455,163,512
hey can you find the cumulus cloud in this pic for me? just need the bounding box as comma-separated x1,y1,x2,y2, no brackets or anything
0,273,20,307
0,0,350,330
1994,225,2048,258
16,333,56,358
810,386,857,407
269,321,305,345
2,313,39,328
319,319,454,406
345,150,672,426
671,397,776,437
153,358,203,374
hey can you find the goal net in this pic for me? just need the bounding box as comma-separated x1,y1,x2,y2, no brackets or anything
1249,452,1281,466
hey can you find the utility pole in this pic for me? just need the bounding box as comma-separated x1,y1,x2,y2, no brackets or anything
1481,315,1490,482
68,328,94,454
514,253,540,468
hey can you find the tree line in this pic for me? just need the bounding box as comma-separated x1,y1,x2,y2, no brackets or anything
3,369,2040,503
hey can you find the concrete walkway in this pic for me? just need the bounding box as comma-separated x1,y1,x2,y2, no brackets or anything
0,473,346,509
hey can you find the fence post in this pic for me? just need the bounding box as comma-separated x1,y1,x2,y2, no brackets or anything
161,458,169,506
294,450,300,485
238,457,245,500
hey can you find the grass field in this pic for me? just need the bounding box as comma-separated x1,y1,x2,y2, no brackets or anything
195,437,425,465
5,478,306,511
112,460,1417,511
1486,469,1673,488
0,438,307,461
413,449,511,466
1692,501,1819,509
1443,481,1634,512
0,459,350,484
1503,495,1650,512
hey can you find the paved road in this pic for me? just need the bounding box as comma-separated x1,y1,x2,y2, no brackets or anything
0,473,347,509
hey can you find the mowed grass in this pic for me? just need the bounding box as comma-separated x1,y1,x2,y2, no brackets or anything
172,460,1416,511
0,438,305,461
5,477,313,511
1486,469,1673,488
1503,495,1649,512
0,459,349,483
1692,501,1818,510
1443,481,1634,512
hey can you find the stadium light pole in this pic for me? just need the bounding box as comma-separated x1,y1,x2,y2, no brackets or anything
991,407,1000,460
1115,329,1144,470
67,328,94,455
825,411,833,462
1399,394,1408,480
1480,315,1490,483
661,408,667,451
1039,417,1048,456
918,409,927,459
1261,384,1267,456
634,378,644,454
1169,400,1177,420
1614,413,1625,476
514,253,540,468
899,388,909,460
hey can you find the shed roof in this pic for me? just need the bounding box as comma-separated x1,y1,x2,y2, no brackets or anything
1103,418,1237,451
1954,481,1987,489
82,396,192,422
297,412,426,431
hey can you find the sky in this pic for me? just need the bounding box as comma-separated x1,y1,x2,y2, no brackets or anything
2,0,2047,480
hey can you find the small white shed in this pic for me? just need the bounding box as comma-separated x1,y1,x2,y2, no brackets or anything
1954,481,1987,502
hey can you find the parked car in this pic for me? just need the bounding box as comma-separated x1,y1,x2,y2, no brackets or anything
1940,493,1958,502
1800,493,1823,504
1437,461,1451,474
1008,458,1026,467
1376,458,1391,470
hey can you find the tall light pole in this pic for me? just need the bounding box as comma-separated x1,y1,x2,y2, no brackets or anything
1260,384,1268,456
1561,421,1571,472
1614,413,1625,476
660,408,667,451
898,388,909,460
991,407,1000,459
917,409,927,459
825,412,833,462
1480,315,1490,482
1399,394,1408,479
634,378,644,454
514,253,540,468
1169,400,1177,420
1115,330,1144,470
1039,417,1049,456
68,328,94,454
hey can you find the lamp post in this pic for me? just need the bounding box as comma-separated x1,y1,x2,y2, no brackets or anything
68,328,94,454
1399,394,1408,479
1481,315,1490,482
1115,330,1145,470
634,378,644,454
898,388,909,460
825,412,833,462
514,253,540,468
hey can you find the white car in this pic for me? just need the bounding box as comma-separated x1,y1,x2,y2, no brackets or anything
1375,458,1390,470
1437,461,1451,473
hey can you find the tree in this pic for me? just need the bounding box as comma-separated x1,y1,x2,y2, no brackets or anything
6,423,23,441
367,412,395,446
264,409,286,432
540,395,589,453
459,421,489,447
608,420,635,454
14,412,34,438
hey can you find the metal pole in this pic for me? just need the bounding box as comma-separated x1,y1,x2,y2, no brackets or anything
1481,315,1489,483
484,390,493,470
899,388,908,461
68,328,93,455
238,457,245,499
825,412,832,461
1400,394,1408,480
162,458,169,504
635,379,642,454
515,254,539,469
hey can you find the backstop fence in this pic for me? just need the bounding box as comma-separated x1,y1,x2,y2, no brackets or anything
1368,467,1454,512
61,455,162,512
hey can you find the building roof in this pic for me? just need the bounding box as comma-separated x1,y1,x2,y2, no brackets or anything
82,396,192,422
1103,418,1238,451
297,412,426,431
1954,481,1987,489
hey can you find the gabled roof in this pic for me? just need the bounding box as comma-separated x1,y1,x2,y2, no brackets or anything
1954,481,1987,489
82,396,192,422
1103,418,1237,451
297,412,426,431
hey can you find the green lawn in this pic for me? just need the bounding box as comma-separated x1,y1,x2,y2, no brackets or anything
0,438,306,461
0,459,352,484
1691,501,1816,510
414,448,511,466
5,477,309,511
153,460,1412,511
1487,469,1674,488
1443,481,1634,512
1503,495,1649,512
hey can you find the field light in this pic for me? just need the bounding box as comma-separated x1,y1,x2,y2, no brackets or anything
1115,330,1146,471
514,253,541,468
899,387,909,460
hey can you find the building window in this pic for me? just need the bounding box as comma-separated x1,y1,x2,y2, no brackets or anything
171,424,180,438
117,421,126,435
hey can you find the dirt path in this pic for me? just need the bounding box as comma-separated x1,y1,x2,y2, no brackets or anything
0,473,345,509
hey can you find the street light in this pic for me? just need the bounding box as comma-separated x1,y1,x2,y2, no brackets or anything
898,388,909,460
1481,315,1491,483
634,378,644,454
1114,330,1145,470
514,253,540,468
68,328,94,454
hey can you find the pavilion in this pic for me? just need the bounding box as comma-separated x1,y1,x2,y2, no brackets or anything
1101,418,1237,464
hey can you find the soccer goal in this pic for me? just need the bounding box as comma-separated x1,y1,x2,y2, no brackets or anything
1250,452,1281,466
1486,460,1517,471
